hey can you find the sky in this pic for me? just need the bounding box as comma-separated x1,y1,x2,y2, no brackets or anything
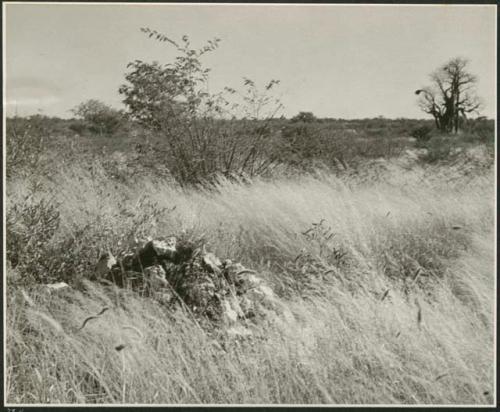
4,3,497,119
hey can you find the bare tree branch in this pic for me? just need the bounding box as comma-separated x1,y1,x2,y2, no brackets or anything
416,57,482,133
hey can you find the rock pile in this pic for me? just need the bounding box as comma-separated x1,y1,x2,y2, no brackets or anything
96,237,282,334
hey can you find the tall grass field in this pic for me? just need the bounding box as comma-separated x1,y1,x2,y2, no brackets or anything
5,147,495,405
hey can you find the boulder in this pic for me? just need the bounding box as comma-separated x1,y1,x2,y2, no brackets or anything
150,238,177,257
42,282,70,295
96,236,282,333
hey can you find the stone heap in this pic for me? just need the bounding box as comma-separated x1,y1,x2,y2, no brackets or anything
96,237,281,334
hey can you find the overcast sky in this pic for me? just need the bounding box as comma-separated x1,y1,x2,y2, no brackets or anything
4,3,496,119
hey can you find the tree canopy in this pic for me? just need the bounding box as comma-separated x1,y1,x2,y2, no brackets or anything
416,57,481,134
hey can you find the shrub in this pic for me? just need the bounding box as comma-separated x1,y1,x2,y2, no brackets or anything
290,111,317,123
119,29,284,186
71,100,124,136
278,123,408,172
6,195,61,284
466,117,495,145
68,120,89,136
419,135,455,163
410,125,433,143
6,116,49,178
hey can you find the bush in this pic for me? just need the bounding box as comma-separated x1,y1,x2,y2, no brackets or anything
466,118,495,145
68,120,89,136
6,116,49,178
419,135,455,163
290,111,317,123
410,125,433,143
6,195,61,284
71,100,124,136
278,122,408,172
119,29,284,186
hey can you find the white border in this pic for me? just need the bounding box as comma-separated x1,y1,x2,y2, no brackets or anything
2,1,497,408
2,1,499,6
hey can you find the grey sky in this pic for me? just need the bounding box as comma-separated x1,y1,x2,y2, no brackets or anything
4,3,496,119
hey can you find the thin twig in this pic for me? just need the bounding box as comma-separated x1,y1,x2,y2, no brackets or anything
78,307,110,331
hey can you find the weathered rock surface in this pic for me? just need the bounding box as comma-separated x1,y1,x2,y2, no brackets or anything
96,237,280,334
95,252,117,277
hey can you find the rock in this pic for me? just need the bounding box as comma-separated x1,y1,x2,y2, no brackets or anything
106,268,143,289
40,282,71,297
144,264,166,279
202,252,222,274
183,278,218,313
235,272,263,293
95,251,117,277
223,262,247,284
144,265,168,288
98,236,284,333
135,241,164,269
151,237,177,257
127,239,178,271
45,282,70,291
120,253,136,270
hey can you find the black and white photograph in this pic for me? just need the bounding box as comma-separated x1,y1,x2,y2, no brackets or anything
3,2,497,406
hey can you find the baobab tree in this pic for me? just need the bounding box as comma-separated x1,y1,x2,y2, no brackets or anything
416,57,481,134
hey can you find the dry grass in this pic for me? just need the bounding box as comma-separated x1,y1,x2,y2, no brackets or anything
5,153,495,405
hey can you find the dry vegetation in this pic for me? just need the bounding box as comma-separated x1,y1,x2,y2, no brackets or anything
5,134,495,404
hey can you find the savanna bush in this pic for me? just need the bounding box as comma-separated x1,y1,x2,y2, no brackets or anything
119,29,284,186
418,135,457,163
6,116,51,178
71,99,124,137
6,195,61,284
290,111,317,123
464,118,495,145
279,122,408,171
6,177,176,286
411,125,433,144
68,120,89,136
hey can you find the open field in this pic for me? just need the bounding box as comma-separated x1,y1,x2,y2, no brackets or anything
5,144,495,404
4,4,496,405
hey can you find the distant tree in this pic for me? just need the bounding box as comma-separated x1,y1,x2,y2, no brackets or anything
71,99,123,136
416,57,481,134
290,111,317,123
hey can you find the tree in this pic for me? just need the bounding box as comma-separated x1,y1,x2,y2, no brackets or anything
290,111,317,123
416,57,481,134
71,99,123,136
118,29,283,185
118,29,222,131
118,60,189,130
